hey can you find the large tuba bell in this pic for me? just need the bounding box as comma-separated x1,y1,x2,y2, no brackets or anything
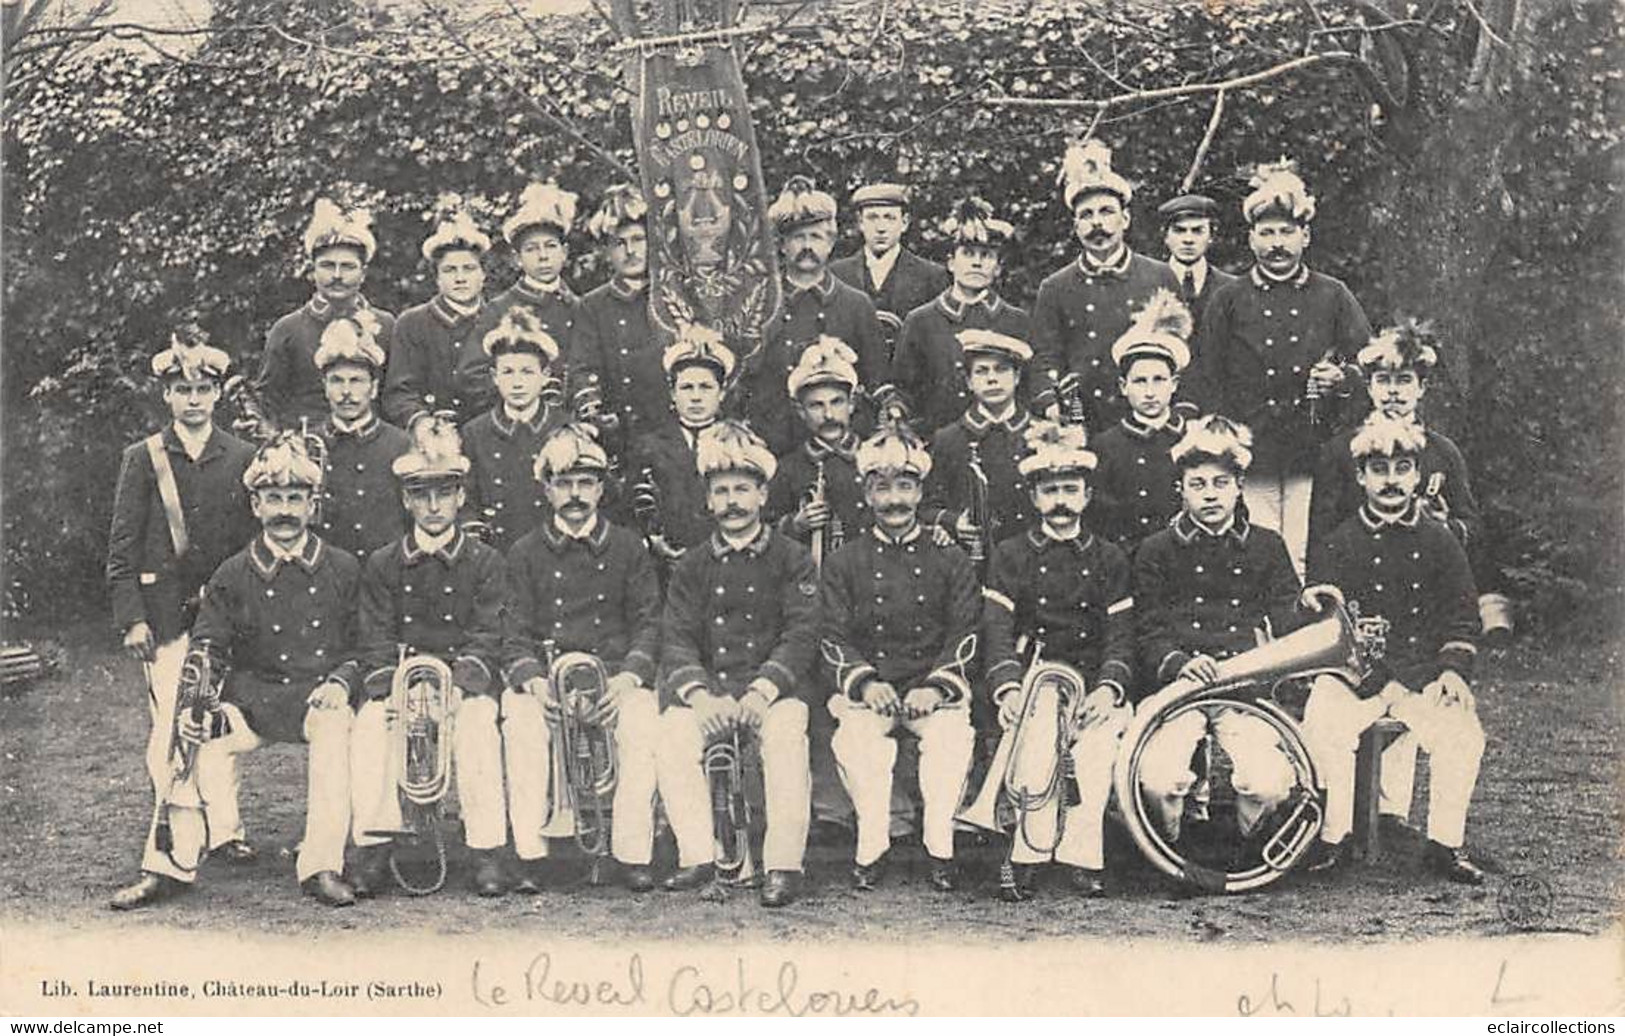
1113,604,1369,894
538,647,618,878
375,650,459,895
153,647,226,865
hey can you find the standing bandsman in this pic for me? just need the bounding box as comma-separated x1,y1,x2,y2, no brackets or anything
1299,414,1486,884
655,422,818,908
348,418,510,897
821,427,978,892
312,311,412,558
256,199,396,430
1031,141,1180,430
888,197,1032,433
107,333,259,911
572,184,668,454
457,181,580,417
461,308,568,551
745,176,886,455
767,336,872,555
1194,158,1372,577
502,424,664,892
111,436,359,909
829,182,949,358
383,198,491,428
981,421,1134,900
1091,290,1195,553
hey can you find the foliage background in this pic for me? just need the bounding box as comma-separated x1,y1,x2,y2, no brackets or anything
3,0,1620,639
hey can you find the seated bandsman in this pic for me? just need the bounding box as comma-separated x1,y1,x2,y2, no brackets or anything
501,424,664,893
767,336,872,555
625,325,736,565
655,422,818,908
1091,290,1195,553
922,329,1038,568
1132,417,1303,847
312,310,412,558
383,198,492,427
111,436,359,909
462,307,568,551
820,427,978,893
888,196,1031,433
981,420,1134,900
349,418,510,897
1299,414,1487,884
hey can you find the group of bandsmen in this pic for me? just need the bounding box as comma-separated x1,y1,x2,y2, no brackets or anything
106,139,1508,912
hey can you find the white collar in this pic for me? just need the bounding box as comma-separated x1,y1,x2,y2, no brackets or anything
719,525,763,553
553,513,599,541
1040,520,1082,543
266,532,310,562
330,412,374,435
865,244,901,284
413,526,457,555
1170,256,1208,289
503,400,542,426
521,275,563,295
438,294,483,317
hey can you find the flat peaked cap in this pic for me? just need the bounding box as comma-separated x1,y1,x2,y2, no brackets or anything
850,183,910,209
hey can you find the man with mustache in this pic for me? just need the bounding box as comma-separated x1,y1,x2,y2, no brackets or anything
256,199,397,430
888,197,1033,434
1192,159,1372,578
829,182,949,362
819,427,978,893
108,335,259,909
1131,416,1305,854
1298,414,1487,884
311,310,412,559
348,417,511,898
501,424,664,892
744,176,886,455
1031,141,1180,431
981,420,1134,900
656,421,818,908
383,200,491,427
768,336,872,553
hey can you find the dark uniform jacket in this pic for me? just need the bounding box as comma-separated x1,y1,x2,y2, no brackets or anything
457,281,580,418
1091,413,1187,552
383,295,486,427
314,412,412,560
1308,502,1479,692
502,517,662,688
743,272,886,455
107,424,257,642
923,407,1037,558
1031,250,1180,429
1133,513,1302,697
624,423,713,554
659,526,819,707
829,246,950,353
819,525,980,706
1193,266,1372,473
766,432,872,551
889,291,1033,434
462,403,568,552
353,528,506,697
571,278,673,453
256,295,397,430
1167,259,1237,406
192,534,360,743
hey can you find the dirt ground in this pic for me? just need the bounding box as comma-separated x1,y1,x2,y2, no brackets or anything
1,620,1620,945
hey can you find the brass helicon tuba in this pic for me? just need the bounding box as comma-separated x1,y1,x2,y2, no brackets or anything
538,645,618,880
373,649,459,895
152,647,226,867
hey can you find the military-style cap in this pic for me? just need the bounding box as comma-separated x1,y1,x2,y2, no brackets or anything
695,420,776,483
482,306,561,364
1017,420,1096,479
314,310,386,372
768,176,838,233
586,184,649,241
1059,139,1133,210
1358,319,1440,373
957,328,1033,366
151,331,231,382
421,195,492,262
855,426,932,478
1171,415,1254,473
304,198,376,262
786,336,859,398
243,433,325,491
1157,194,1220,225
393,414,472,483
503,181,578,244
1243,157,1316,225
1349,413,1428,460
534,423,610,482
662,323,736,383
1111,289,1193,373
943,196,1015,248
850,183,910,210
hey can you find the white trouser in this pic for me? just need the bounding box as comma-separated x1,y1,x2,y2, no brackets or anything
144,702,352,883
1242,468,1313,579
350,693,506,852
1378,732,1421,820
504,685,661,864
1135,692,1297,845
1009,700,1128,869
656,699,811,873
139,635,244,858
1302,675,1485,848
828,697,973,865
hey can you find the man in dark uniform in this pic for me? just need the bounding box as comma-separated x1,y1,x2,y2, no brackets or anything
256,199,396,430
110,437,359,909
1031,141,1180,430
1299,414,1487,884
1193,159,1372,577
312,311,411,558
767,336,871,558
655,422,819,908
107,334,258,911
829,182,949,359
821,427,978,892
382,199,492,427
888,197,1032,433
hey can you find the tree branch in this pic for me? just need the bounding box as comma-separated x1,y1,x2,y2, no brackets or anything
1181,88,1225,192
982,51,1359,109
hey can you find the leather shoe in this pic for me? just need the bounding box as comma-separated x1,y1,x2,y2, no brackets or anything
110,872,186,911
303,870,357,907
851,854,888,892
1426,841,1486,885
1067,866,1107,897
512,858,554,895
998,863,1036,903
663,863,715,892
1304,838,1349,874
759,869,801,908
928,858,957,892
212,839,259,864
473,850,508,897
348,844,391,899
623,864,656,893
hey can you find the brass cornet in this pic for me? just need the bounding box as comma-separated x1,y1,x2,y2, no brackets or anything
539,647,618,874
